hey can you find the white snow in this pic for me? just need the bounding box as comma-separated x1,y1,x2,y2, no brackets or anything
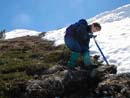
43,28,66,46
5,29,41,39
4,4,130,73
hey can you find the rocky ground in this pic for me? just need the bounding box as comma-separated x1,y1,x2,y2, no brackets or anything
0,36,130,98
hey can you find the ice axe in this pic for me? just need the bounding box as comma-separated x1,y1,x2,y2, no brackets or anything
92,35,109,66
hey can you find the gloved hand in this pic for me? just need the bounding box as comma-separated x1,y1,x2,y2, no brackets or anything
89,33,97,38
93,35,97,38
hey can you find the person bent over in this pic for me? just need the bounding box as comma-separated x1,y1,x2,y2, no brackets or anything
64,19,101,69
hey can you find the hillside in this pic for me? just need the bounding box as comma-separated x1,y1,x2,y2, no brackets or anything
1,3,130,98
0,36,68,98
2,4,130,74
43,4,130,73
0,36,130,98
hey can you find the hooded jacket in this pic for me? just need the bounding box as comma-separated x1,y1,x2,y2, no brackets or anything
65,19,93,53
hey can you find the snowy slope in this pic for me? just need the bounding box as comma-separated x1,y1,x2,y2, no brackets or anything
5,29,41,39
43,4,130,73
43,28,66,46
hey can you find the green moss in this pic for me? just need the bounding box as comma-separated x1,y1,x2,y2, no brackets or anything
0,37,70,97
44,51,62,62
0,72,32,81
0,72,32,97
0,47,55,74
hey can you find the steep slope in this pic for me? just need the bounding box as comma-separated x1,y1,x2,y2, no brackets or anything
88,4,130,23
4,4,130,73
0,36,120,98
43,4,130,73
0,36,69,97
1,36,130,98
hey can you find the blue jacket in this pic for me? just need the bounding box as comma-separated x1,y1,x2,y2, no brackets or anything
64,19,93,53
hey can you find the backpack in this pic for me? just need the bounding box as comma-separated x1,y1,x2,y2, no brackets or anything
66,19,88,36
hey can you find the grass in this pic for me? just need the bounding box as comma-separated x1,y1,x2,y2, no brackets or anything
0,36,68,97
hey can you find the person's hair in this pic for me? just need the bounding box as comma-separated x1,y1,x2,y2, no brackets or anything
92,22,101,30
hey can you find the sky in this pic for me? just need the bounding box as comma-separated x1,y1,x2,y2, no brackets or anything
0,0,130,32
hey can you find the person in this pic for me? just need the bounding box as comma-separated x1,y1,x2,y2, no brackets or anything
64,19,101,69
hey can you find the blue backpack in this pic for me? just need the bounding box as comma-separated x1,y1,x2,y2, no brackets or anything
66,19,88,36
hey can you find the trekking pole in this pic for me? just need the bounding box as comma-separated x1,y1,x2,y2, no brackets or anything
93,36,109,66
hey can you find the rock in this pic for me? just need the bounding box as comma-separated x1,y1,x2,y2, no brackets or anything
25,64,117,98
39,32,46,37
90,65,117,80
0,29,6,40
96,73,130,98
26,68,89,98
